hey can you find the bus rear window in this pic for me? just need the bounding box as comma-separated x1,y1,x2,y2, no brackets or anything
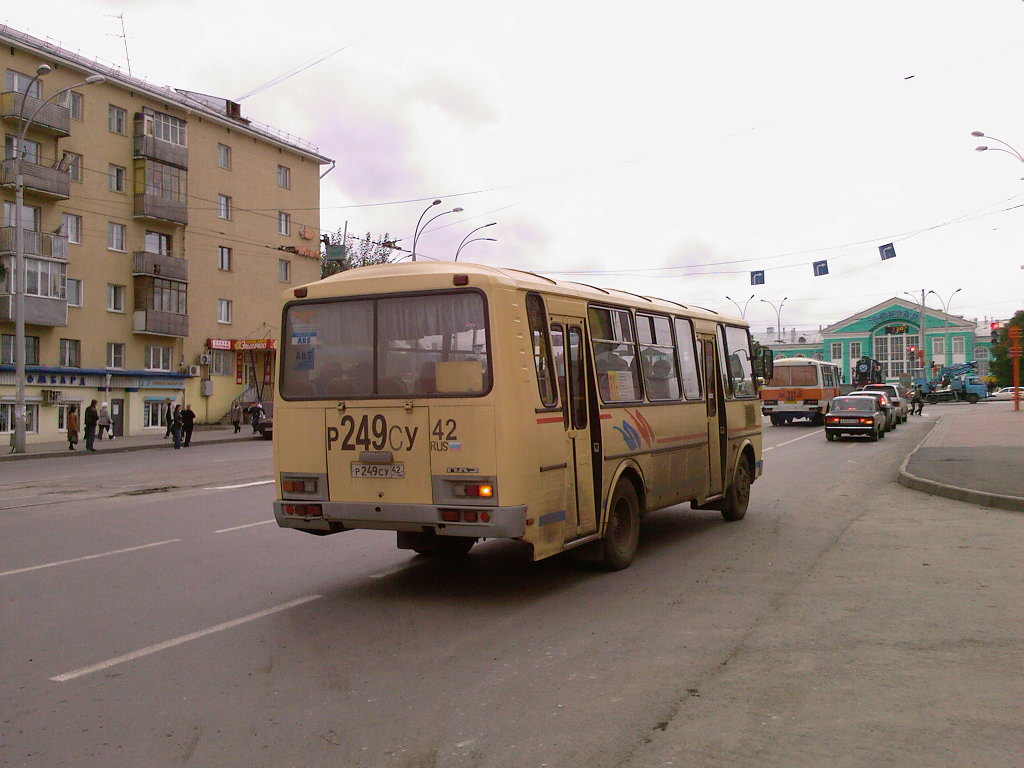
281,291,490,398
766,364,818,387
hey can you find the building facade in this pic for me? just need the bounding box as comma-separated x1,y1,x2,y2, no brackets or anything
756,298,995,383
0,26,331,444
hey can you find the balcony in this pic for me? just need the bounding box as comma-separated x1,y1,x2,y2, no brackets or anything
0,227,68,260
0,158,71,199
0,294,68,326
133,193,188,225
133,309,188,337
133,251,188,282
133,134,188,169
0,91,71,137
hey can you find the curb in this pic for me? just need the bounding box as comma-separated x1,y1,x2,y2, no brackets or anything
897,419,1024,513
0,435,263,462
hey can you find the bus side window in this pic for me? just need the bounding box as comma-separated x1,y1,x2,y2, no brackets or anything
674,317,702,400
526,293,558,407
551,325,568,428
638,313,681,401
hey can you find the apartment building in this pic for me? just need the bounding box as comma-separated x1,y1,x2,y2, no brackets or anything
0,26,331,443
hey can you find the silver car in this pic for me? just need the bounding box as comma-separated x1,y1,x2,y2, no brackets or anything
861,383,909,423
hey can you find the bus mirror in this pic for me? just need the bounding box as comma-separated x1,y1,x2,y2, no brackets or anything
760,347,774,383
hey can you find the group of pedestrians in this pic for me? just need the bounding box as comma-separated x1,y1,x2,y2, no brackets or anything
161,398,196,449
66,399,115,451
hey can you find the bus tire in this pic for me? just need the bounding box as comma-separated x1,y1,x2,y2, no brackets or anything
720,456,751,522
927,394,938,405
601,481,640,571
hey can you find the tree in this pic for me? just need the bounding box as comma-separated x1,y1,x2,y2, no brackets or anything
989,309,1024,386
321,230,399,278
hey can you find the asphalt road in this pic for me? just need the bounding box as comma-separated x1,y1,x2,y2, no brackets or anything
1,416,1020,768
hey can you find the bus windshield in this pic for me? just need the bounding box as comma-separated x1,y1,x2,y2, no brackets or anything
280,291,490,398
766,364,818,387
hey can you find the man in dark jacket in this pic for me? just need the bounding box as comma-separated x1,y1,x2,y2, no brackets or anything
163,398,174,439
84,399,99,451
181,404,196,446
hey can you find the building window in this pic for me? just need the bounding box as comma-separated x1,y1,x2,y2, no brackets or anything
278,211,291,235
218,246,232,271
142,160,186,203
2,334,40,365
66,278,82,306
3,201,40,230
108,222,126,251
109,105,127,134
277,164,291,188
62,213,82,244
145,345,173,371
211,349,231,376
1,403,38,434
107,283,125,312
147,111,187,147
63,152,83,182
60,90,84,120
218,194,232,220
850,341,862,359
278,259,291,282
6,69,42,98
143,400,167,428
952,336,965,355
109,164,127,193
19,257,66,298
217,143,232,169
107,342,125,368
5,136,41,164
830,342,842,359
218,298,233,324
145,230,172,256
59,338,81,368
152,278,187,314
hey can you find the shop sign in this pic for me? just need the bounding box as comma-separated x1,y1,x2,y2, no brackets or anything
27,373,86,386
208,338,278,351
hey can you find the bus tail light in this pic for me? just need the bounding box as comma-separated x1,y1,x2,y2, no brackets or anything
438,509,493,524
283,477,318,494
454,483,494,498
284,504,322,517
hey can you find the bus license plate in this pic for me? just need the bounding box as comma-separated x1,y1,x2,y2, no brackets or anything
351,463,405,479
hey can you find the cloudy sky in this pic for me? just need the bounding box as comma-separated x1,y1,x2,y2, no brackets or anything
6,1,1023,334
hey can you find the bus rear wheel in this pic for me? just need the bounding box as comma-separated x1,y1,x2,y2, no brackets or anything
601,481,640,571
720,457,751,522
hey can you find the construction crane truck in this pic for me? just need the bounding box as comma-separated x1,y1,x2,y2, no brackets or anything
912,361,989,404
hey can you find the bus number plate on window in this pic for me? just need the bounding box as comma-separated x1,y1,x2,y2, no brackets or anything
351,463,405,479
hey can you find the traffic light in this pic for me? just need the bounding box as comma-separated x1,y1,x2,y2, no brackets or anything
991,321,1002,343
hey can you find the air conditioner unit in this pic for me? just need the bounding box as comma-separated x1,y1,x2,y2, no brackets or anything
188,365,201,377
198,353,212,365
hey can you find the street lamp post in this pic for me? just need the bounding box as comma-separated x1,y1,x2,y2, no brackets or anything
759,297,787,343
902,289,927,371
454,238,496,261
455,222,496,261
927,288,962,368
11,65,104,453
971,130,1024,179
412,203,463,261
725,294,755,318
410,200,441,262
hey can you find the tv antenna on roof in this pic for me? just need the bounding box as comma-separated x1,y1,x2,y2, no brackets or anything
106,12,132,76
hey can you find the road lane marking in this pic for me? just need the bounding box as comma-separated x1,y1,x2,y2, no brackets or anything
215,520,275,533
208,480,274,490
764,430,823,452
50,594,322,682
0,539,181,578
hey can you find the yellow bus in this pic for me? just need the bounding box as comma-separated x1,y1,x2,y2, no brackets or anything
272,262,772,570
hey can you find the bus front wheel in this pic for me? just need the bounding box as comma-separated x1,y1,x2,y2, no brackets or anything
601,481,640,571
720,457,751,522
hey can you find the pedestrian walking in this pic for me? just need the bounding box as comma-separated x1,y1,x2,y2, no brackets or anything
163,398,174,439
66,405,79,450
230,402,242,434
84,399,99,451
97,402,113,440
171,404,184,449
911,386,924,416
181,403,196,447
250,402,264,435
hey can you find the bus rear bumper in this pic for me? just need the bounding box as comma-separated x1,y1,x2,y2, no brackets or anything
274,501,528,539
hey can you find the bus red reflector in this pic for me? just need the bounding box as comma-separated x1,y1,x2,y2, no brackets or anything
480,511,491,523
285,504,322,517
441,509,460,522
453,274,469,286
294,287,308,298
463,510,478,522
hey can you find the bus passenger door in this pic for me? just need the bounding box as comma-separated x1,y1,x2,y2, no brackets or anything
703,337,725,496
551,320,598,541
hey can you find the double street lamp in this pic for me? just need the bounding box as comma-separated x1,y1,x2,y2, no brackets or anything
411,199,463,261
760,297,787,342
725,294,755,318
972,130,1024,179
11,65,104,454
455,222,496,261
927,288,962,368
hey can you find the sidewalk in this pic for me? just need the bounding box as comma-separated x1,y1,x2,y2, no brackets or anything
1,423,262,461
899,400,1024,512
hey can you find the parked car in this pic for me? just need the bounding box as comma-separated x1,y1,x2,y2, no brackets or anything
824,395,887,441
991,386,1024,401
861,383,909,423
846,390,897,432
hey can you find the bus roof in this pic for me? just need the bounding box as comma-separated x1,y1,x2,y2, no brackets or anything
288,261,744,326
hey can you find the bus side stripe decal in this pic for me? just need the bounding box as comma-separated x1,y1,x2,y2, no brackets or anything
535,416,563,424
539,510,567,526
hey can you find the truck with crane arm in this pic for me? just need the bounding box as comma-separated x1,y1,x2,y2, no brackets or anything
912,361,989,404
